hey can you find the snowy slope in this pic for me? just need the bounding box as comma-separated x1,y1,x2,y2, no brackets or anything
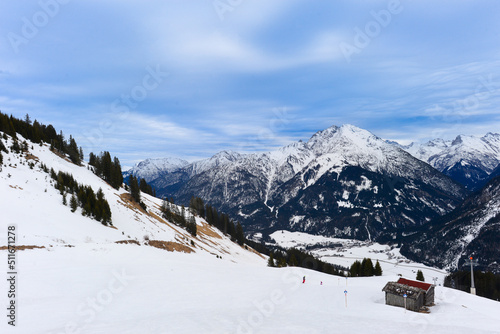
0,132,264,264
1,244,500,333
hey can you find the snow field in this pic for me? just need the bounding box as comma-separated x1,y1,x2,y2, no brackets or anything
1,244,500,333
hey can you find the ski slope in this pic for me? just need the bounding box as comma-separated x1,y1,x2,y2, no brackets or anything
1,245,500,333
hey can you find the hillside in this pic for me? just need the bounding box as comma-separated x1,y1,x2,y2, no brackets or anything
0,131,264,263
400,175,500,274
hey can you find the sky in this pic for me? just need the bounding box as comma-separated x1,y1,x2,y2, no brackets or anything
1,0,500,167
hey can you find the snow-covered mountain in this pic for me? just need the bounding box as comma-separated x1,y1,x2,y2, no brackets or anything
399,133,500,190
132,124,466,241
125,150,245,197
401,174,500,274
123,157,189,182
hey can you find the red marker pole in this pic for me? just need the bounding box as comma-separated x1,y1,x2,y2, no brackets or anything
344,290,348,308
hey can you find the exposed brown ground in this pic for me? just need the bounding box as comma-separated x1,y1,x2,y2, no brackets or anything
0,245,45,251
118,193,148,214
197,221,222,239
25,153,39,162
147,240,194,253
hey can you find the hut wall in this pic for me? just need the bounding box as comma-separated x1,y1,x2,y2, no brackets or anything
385,292,424,312
424,287,435,306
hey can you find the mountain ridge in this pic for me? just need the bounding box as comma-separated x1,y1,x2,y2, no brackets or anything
127,124,467,241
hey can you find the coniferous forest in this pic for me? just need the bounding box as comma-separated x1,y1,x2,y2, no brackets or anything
0,111,83,165
0,111,112,225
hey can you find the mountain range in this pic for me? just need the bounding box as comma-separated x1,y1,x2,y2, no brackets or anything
398,133,500,190
127,125,467,239
401,174,500,273
125,124,500,272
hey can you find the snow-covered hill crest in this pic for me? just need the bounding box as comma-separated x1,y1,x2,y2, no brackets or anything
0,131,264,264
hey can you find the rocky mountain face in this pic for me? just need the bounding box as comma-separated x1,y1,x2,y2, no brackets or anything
401,175,500,274
128,125,467,241
400,133,500,191
138,151,245,197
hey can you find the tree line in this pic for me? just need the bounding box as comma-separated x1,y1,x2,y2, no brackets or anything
190,196,244,245
88,151,123,189
266,247,349,276
45,166,112,225
0,111,83,165
349,258,383,277
189,196,348,276
161,198,197,237
444,270,500,301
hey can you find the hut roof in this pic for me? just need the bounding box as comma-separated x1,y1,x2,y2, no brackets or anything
397,278,433,292
382,282,424,300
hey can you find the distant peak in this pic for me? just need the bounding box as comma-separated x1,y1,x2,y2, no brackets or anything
451,135,464,146
484,132,500,138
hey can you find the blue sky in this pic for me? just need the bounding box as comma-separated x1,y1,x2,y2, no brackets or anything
1,1,500,167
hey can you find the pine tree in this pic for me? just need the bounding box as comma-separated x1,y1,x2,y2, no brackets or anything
187,215,197,237
67,135,81,165
362,258,374,277
289,253,298,267
70,194,78,212
416,270,425,282
374,260,383,276
350,260,362,277
235,222,245,246
129,175,141,203
268,253,275,267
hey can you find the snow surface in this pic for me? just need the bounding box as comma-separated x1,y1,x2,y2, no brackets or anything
1,245,500,333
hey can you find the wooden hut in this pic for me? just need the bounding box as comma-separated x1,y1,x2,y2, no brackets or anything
382,278,435,312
